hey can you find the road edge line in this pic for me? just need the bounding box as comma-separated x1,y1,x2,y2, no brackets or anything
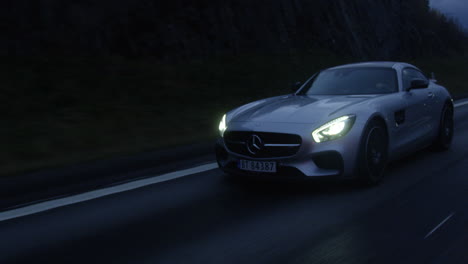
0,162,218,222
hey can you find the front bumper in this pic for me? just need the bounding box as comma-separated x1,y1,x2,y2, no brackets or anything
216,144,342,181
215,121,363,180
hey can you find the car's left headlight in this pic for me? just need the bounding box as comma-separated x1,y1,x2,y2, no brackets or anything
312,115,356,143
219,114,227,137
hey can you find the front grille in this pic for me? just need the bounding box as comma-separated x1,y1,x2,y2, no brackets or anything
224,131,302,158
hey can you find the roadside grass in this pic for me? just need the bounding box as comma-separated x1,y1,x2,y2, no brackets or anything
1,50,467,177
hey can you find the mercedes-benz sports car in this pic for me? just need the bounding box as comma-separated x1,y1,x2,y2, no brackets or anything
215,62,454,184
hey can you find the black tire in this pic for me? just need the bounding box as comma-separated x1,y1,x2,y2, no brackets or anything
431,104,454,151
357,119,389,185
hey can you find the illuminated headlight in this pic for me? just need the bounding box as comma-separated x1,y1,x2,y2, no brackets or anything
312,115,356,143
219,114,227,137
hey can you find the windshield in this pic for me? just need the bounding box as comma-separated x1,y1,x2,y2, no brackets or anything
301,67,398,95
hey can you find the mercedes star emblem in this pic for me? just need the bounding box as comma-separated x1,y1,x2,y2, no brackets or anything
247,134,264,155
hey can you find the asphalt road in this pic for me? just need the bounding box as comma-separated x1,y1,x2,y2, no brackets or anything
1,103,468,264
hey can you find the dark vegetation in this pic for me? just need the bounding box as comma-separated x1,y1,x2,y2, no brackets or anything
3,0,467,59
2,0,467,176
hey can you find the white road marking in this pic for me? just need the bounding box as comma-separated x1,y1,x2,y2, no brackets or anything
424,213,455,239
454,100,468,108
1,98,468,222
0,162,218,222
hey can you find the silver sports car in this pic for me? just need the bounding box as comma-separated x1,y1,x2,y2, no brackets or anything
215,62,454,184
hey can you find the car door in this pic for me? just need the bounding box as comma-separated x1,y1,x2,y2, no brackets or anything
396,68,434,152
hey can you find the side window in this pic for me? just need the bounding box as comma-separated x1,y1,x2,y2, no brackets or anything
402,68,428,90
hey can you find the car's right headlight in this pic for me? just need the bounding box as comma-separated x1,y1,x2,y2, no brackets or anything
312,115,356,143
218,114,227,137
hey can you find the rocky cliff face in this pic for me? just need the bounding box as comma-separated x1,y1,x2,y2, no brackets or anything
1,0,465,59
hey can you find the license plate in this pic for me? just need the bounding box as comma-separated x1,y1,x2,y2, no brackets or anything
238,160,277,173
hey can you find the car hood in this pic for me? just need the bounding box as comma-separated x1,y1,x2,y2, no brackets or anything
230,94,381,123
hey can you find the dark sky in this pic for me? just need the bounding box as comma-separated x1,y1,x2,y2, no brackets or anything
430,0,468,30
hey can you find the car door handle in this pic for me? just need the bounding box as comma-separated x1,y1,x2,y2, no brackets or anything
428,92,435,98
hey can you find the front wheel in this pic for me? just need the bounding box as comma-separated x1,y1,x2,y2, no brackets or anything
357,120,388,185
431,105,454,151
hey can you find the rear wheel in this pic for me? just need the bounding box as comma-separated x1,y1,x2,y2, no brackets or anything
431,104,454,151
357,120,388,185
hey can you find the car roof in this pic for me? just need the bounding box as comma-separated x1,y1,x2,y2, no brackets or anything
327,61,417,71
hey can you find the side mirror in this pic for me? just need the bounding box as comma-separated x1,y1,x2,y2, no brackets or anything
408,79,429,91
431,72,438,83
291,81,302,92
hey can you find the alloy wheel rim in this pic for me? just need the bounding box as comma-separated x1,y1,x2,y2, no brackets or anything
365,127,387,179
443,108,454,145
